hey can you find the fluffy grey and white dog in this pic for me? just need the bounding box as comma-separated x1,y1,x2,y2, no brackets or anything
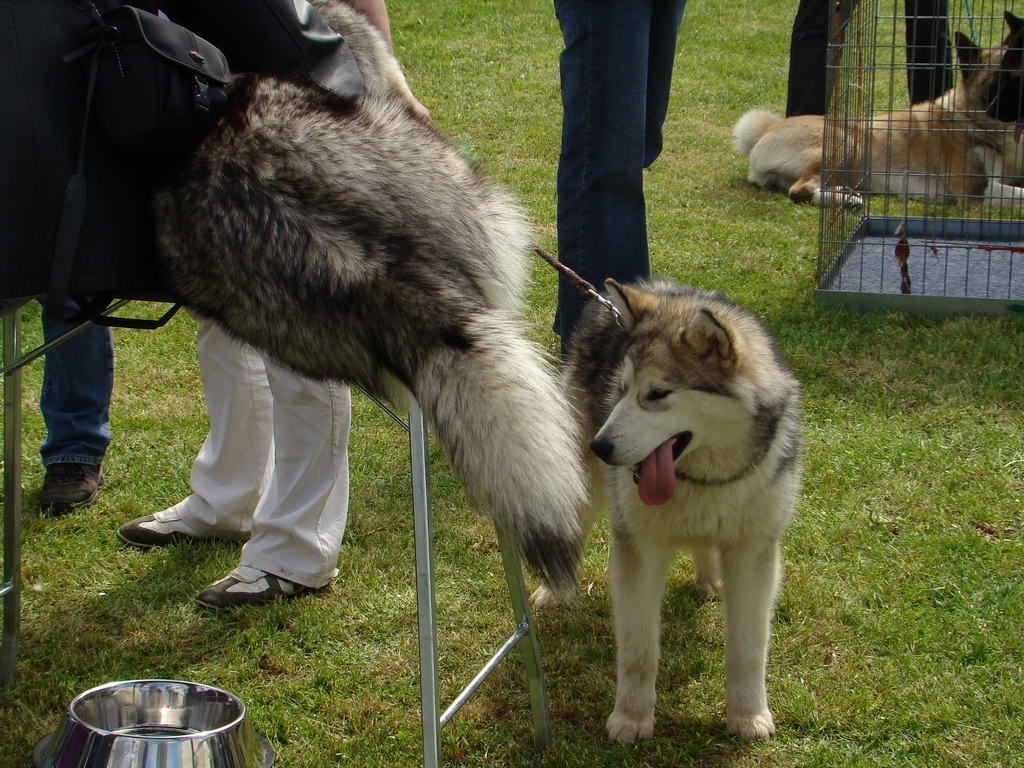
534,279,802,741
152,1,584,592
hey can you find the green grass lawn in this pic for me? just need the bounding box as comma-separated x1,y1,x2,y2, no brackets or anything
2,0,1023,766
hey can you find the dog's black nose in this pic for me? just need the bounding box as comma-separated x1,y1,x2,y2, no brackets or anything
590,437,614,463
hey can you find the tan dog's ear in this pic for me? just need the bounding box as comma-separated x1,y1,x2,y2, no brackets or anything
679,309,737,375
954,31,982,77
604,279,656,330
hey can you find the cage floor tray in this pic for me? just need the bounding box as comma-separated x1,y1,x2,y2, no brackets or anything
830,234,1022,298
817,217,1024,317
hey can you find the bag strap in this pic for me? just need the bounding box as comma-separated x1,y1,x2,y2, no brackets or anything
49,4,185,328
48,15,107,325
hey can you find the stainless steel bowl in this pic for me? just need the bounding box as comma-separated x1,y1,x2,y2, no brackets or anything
33,680,275,768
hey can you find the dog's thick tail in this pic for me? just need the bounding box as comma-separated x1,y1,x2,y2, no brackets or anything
732,108,783,156
408,313,586,596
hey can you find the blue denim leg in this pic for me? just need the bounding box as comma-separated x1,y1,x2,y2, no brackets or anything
552,0,686,352
38,296,113,467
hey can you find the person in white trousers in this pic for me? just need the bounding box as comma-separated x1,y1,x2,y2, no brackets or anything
118,318,352,608
117,0,429,609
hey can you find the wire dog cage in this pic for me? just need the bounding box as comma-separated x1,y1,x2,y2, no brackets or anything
816,0,1024,317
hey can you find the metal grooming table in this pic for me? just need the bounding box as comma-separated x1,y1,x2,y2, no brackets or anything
1,304,552,767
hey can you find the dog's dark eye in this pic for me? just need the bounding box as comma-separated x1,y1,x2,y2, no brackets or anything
647,389,671,402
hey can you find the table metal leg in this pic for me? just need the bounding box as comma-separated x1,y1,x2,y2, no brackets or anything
497,535,552,750
1,310,23,686
409,398,442,767
403,394,552,766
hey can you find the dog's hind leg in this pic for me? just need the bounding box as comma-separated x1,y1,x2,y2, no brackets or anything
691,547,721,598
789,168,863,208
531,458,607,607
984,179,1024,205
719,538,782,740
787,163,824,204
605,530,675,744
529,505,596,608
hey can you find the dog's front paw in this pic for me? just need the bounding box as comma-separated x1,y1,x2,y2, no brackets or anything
606,708,655,744
841,191,864,209
727,710,775,740
530,582,573,608
819,187,863,209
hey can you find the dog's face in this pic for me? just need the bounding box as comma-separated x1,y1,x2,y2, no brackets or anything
589,281,748,505
955,12,1024,129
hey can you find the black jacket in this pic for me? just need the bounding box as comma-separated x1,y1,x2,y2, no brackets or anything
0,0,362,305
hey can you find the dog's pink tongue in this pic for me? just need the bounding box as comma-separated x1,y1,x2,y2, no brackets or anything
637,438,677,506
1016,118,1024,144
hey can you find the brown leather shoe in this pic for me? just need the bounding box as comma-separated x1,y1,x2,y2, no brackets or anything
39,462,103,515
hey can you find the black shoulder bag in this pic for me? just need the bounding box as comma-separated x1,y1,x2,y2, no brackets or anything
50,2,231,327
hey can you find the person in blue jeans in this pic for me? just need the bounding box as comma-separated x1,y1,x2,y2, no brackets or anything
551,0,687,357
37,296,113,514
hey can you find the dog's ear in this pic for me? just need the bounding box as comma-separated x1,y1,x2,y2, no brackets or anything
1004,11,1024,46
954,32,983,76
604,279,655,330
1001,38,1024,75
679,309,737,375
1001,13,1024,74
